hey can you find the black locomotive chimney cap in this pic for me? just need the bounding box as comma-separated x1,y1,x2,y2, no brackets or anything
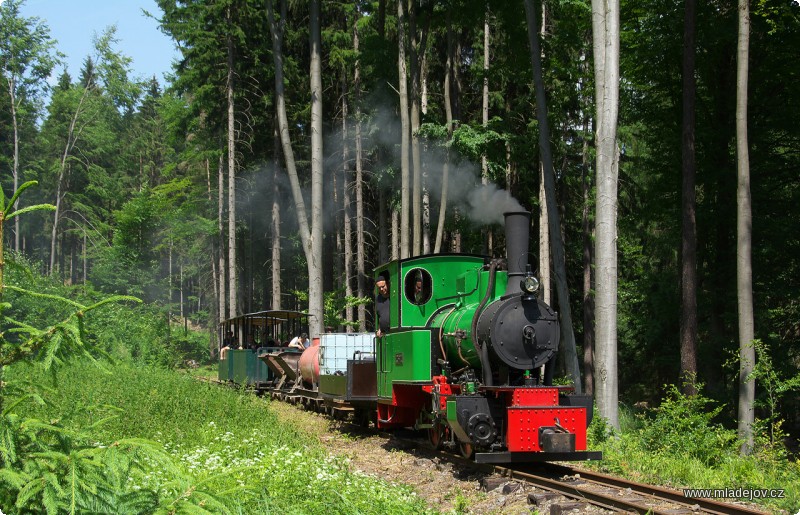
503,211,531,295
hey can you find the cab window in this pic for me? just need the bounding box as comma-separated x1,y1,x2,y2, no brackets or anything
404,268,432,305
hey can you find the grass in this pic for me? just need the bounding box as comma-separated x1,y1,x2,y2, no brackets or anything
7,360,433,514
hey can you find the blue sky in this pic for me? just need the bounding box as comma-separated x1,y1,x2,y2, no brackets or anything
18,0,179,86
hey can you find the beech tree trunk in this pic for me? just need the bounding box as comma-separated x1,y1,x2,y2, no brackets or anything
354,15,367,328
7,78,20,252
267,0,324,336
50,85,90,276
218,154,226,324
226,7,238,319
736,0,755,456
409,0,422,257
342,69,354,329
591,0,621,429
434,7,454,254
272,123,282,310
680,0,699,395
398,0,411,259
481,4,493,256
308,0,325,336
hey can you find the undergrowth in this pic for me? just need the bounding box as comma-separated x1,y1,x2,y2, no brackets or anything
6,360,433,514
586,386,799,512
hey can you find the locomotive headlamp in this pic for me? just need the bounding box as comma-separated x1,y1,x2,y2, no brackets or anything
521,275,540,295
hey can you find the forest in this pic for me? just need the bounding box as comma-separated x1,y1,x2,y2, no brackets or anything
2,0,799,463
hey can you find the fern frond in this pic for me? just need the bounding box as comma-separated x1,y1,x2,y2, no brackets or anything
0,422,18,463
84,295,142,311
5,204,57,220
3,180,41,216
42,472,63,515
0,467,26,489
15,475,45,508
3,286,86,309
3,315,40,333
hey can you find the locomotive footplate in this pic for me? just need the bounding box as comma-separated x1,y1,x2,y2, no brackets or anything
474,450,603,464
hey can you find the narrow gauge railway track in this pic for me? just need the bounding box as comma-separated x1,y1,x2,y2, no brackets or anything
382,431,770,515
498,462,770,515
203,375,770,515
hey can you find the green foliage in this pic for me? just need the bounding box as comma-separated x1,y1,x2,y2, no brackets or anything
0,0,61,105
9,361,434,514
1,180,56,222
0,183,178,513
737,339,800,461
291,288,371,332
586,408,615,446
637,384,737,466
587,384,800,512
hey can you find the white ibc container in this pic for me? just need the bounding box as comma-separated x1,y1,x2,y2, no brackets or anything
319,333,375,375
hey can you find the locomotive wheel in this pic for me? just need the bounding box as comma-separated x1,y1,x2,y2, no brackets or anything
427,423,444,450
458,441,474,459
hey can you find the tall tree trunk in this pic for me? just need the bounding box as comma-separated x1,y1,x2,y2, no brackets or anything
398,0,411,259
409,0,422,257
482,3,493,256
539,163,551,304
308,0,325,336
272,123,282,310
434,7,455,254
591,0,621,428
582,111,595,396
524,0,583,392
391,209,399,260
7,78,20,252
218,154,226,324
226,9,238,319
268,0,323,336
179,263,184,326
736,0,755,456
354,15,367,328
680,0,699,395
342,69,354,329
50,85,90,275
538,4,550,305
207,158,220,354
421,48,431,255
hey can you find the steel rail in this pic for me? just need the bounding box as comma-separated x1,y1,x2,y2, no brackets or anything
499,462,770,515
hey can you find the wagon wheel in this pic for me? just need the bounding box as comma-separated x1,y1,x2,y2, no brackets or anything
458,441,474,459
354,409,371,428
427,422,445,450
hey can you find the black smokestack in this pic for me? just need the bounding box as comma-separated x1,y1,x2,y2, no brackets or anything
504,211,531,295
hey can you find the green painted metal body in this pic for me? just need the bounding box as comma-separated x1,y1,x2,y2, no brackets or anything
230,350,257,385
218,356,231,381
377,329,434,398
428,267,508,371
375,254,506,400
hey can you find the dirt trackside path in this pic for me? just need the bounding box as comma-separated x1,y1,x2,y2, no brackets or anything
268,400,610,514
